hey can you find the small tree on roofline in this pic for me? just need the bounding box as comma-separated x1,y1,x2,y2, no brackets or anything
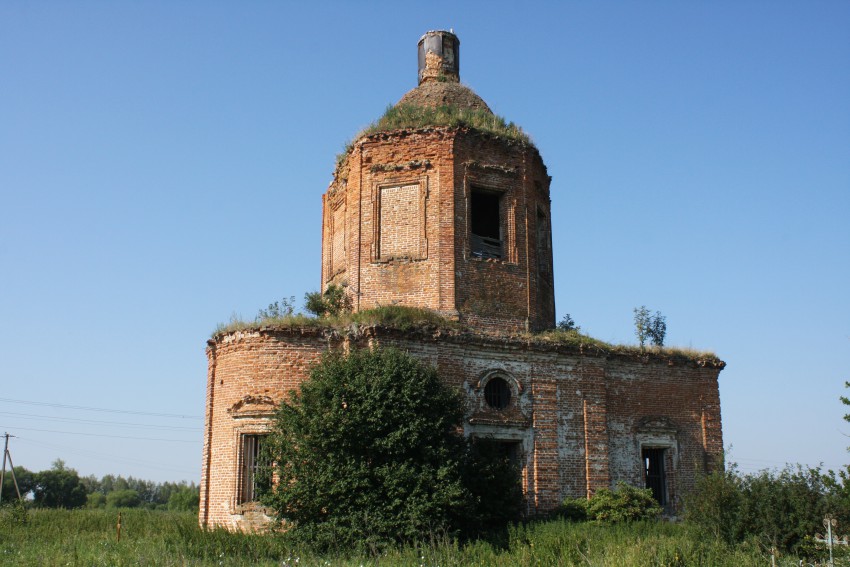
648,311,667,347
260,347,522,550
633,306,667,348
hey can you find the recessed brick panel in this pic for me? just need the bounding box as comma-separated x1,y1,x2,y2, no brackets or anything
378,183,423,260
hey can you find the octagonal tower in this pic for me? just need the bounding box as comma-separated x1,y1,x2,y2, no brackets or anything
322,31,555,333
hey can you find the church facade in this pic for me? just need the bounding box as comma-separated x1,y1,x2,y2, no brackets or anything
199,31,724,530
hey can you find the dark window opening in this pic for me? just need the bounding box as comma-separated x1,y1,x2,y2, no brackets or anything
240,434,270,504
484,377,511,410
643,447,666,506
470,189,503,259
497,441,522,469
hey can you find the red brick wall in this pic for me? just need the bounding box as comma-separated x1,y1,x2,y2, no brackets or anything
321,128,555,334
199,329,332,529
200,327,723,527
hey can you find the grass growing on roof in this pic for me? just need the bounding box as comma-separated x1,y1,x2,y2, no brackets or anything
350,304,461,331
212,306,719,364
212,313,324,337
530,328,720,363
369,104,531,144
212,305,459,338
336,103,532,167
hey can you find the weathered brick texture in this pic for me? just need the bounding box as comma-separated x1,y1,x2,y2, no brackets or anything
322,128,555,334
199,328,724,527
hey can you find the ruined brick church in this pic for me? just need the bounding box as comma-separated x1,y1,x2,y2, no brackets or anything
199,31,724,529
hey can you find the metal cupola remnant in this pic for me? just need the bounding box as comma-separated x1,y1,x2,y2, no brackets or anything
418,30,460,84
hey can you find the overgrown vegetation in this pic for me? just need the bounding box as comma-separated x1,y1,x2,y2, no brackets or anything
531,326,719,364
349,304,459,331
257,296,296,319
556,313,579,332
0,506,838,566
337,103,532,168
634,305,667,348
559,482,662,523
212,293,718,364
213,295,460,338
303,284,352,318
260,347,522,552
686,463,850,559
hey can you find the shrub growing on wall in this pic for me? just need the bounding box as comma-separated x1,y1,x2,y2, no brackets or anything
304,284,352,318
261,347,522,550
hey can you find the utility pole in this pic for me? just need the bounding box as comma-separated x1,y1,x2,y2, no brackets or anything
0,432,23,505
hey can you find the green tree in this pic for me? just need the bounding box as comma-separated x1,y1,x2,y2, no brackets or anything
685,467,743,544
648,311,667,346
557,314,579,332
737,465,836,554
633,306,666,347
634,306,650,347
686,463,850,556
32,460,87,509
1,466,35,503
86,492,107,509
167,486,200,512
106,489,141,508
262,347,521,550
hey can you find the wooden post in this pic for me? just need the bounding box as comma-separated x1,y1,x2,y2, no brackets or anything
117,511,122,542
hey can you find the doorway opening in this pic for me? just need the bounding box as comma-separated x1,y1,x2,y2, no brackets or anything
642,447,666,506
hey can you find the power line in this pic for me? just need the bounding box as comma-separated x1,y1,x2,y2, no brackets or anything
1,425,198,444
0,397,203,420
17,436,198,477
0,410,202,431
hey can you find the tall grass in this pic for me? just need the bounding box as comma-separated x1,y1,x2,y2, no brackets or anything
0,507,809,566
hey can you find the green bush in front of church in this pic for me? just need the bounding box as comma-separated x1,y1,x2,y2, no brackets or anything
260,347,522,551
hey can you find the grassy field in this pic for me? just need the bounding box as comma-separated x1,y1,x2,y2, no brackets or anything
0,507,831,566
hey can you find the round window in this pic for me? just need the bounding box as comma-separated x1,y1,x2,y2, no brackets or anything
484,377,511,410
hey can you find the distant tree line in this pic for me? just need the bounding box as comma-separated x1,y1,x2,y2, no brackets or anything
1,459,198,511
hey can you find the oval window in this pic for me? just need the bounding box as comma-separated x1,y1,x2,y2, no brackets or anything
484,377,511,410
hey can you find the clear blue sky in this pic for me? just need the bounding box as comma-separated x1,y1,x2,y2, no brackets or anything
1,2,848,484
